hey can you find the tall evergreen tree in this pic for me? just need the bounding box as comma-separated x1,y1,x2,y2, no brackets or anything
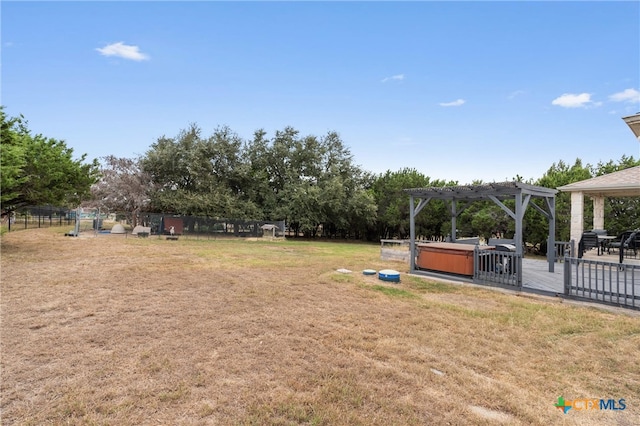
0,108,99,212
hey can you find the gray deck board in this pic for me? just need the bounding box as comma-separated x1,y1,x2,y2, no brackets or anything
521,258,564,294
412,249,640,309
522,253,640,304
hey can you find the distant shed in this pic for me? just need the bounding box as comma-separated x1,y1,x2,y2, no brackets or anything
261,224,279,238
162,217,184,235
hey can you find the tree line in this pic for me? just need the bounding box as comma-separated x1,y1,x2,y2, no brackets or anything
2,109,638,247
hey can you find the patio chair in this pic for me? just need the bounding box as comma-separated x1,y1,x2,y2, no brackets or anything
577,232,598,258
589,229,609,255
608,231,633,255
618,231,638,263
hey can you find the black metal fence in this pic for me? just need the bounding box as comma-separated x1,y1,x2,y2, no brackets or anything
1,207,287,240
138,213,286,239
2,206,76,232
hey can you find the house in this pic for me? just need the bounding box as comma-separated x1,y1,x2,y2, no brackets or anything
558,114,640,244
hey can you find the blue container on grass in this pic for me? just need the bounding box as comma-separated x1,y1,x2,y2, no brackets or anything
378,269,400,283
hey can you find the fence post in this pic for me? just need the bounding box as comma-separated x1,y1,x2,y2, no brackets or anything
547,236,554,273
516,254,523,289
563,256,571,296
473,246,478,282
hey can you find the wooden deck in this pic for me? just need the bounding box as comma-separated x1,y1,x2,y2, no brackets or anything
521,258,564,294
523,251,640,308
412,248,640,309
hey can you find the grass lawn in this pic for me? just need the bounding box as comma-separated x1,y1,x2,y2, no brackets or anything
1,228,639,425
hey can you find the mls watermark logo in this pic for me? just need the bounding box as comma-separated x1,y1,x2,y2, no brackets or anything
555,396,626,414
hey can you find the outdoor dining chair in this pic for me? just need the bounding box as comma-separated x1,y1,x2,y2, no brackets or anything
608,231,633,254
621,231,638,259
609,231,638,263
577,232,599,258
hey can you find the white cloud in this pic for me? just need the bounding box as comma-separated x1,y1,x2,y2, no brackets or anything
551,93,598,108
381,74,405,83
439,99,465,107
507,90,526,100
96,42,149,61
609,88,640,103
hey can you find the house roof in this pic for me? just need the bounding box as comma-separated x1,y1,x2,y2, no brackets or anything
557,165,640,197
622,113,640,140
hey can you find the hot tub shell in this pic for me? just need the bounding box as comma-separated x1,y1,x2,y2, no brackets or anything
416,242,494,276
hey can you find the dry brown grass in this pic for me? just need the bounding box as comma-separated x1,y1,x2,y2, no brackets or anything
1,228,639,425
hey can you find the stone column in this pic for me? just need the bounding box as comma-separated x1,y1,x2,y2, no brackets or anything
592,195,605,231
570,191,584,244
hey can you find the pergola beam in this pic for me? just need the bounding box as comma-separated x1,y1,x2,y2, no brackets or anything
488,195,516,220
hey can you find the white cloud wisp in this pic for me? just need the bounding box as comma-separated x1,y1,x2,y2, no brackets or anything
551,93,599,108
439,99,465,107
609,88,640,104
381,74,405,83
96,42,150,61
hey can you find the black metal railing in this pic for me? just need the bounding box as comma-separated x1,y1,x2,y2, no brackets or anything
564,257,639,309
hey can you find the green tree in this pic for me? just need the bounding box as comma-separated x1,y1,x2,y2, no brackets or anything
529,159,593,248
244,129,277,219
265,129,376,238
370,168,451,239
141,124,258,218
0,109,28,206
457,200,513,241
0,109,99,212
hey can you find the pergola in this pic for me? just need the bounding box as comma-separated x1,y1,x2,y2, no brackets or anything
405,182,558,273
557,165,640,244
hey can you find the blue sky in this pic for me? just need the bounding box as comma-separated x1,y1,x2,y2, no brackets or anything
3,1,639,185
